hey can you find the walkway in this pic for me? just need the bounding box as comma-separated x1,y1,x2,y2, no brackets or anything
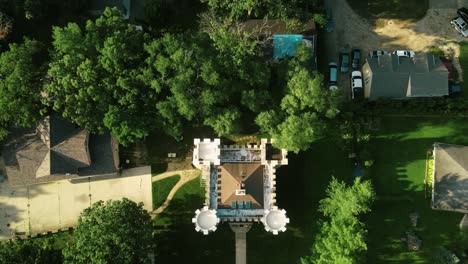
151,169,200,216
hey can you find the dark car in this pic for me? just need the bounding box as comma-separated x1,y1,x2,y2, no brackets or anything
369,50,388,58
458,7,468,22
352,49,361,69
339,52,350,73
328,62,338,90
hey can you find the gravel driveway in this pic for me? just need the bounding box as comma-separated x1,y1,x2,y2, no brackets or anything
323,0,468,97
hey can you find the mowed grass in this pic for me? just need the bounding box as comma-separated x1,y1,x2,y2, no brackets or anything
347,0,429,21
152,175,180,209
367,117,468,263
153,141,354,263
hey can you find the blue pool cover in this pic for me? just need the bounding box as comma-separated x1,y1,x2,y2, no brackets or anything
273,34,303,59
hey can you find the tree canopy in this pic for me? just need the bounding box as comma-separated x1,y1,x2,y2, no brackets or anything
63,198,154,264
256,45,340,153
301,178,375,264
201,0,315,20
0,38,45,140
44,7,159,145
144,21,270,137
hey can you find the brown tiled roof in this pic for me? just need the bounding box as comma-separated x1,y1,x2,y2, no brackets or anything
218,163,264,209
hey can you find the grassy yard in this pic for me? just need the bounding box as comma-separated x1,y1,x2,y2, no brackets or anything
366,117,468,263
153,140,354,263
151,116,468,263
347,0,429,21
152,175,181,209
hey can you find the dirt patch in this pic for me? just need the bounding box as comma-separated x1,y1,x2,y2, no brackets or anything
325,0,465,83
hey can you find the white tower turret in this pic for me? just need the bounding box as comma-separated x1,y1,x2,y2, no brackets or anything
192,206,220,235
261,206,289,235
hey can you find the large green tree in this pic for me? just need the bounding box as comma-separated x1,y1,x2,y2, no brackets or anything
44,7,159,145
0,38,45,140
301,178,375,264
256,45,340,153
0,237,63,264
201,0,313,20
144,27,270,137
63,198,153,264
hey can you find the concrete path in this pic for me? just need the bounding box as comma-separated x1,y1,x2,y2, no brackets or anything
151,169,200,216
0,166,153,240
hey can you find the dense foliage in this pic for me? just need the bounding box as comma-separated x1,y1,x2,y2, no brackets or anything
0,38,45,140
63,199,153,264
201,0,316,20
0,237,63,264
256,45,340,153
44,8,159,145
301,178,375,264
144,16,270,138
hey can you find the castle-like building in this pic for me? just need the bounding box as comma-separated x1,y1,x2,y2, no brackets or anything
191,138,289,235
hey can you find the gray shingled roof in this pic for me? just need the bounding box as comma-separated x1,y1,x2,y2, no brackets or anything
432,143,468,214
3,115,119,187
365,53,448,100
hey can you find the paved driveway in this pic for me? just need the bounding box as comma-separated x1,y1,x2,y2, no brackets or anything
323,0,467,96
430,0,468,8
0,166,152,240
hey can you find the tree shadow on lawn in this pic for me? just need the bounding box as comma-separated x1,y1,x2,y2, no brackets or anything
154,140,354,263
366,134,468,263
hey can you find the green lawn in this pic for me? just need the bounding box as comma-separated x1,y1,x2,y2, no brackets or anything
153,141,354,263
152,117,468,263
152,175,181,209
347,0,429,21
367,117,468,263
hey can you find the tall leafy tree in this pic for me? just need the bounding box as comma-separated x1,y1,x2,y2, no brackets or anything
301,178,375,264
63,198,153,264
0,38,45,140
144,26,270,137
201,0,313,20
44,7,159,145
0,239,63,264
256,45,340,153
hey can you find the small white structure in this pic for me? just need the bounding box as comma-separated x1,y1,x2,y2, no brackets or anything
261,206,289,235
192,206,220,235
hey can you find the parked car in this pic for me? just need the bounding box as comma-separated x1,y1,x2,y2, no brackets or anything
451,16,468,37
326,8,334,33
393,50,415,58
328,62,338,90
369,50,388,58
351,71,364,99
352,49,361,69
340,52,350,73
457,7,468,22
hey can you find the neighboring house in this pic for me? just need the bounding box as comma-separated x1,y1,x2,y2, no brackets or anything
432,143,468,230
2,114,119,187
192,138,289,263
362,53,449,100
89,0,144,21
0,115,153,239
240,19,317,66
